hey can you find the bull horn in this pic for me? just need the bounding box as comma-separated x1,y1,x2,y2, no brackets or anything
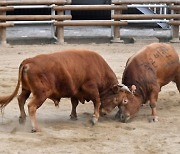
117,83,125,88
118,84,131,93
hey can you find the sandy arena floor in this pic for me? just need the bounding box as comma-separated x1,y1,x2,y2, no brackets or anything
0,42,179,154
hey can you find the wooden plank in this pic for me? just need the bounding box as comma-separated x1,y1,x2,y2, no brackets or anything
169,21,180,25
0,7,14,12
0,23,14,27
112,0,180,4
169,5,180,10
53,5,128,11
112,14,180,19
0,0,67,6
0,15,72,21
54,21,128,26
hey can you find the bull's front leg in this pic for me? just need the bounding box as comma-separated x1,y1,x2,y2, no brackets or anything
149,106,158,122
92,97,101,125
70,97,79,120
81,82,100,125
149,90,159,122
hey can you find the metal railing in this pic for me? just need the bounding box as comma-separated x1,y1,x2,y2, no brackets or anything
112,0,180,42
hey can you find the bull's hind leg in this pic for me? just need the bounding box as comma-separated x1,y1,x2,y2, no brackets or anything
18,89,31,124
28,95,46,132
70,97,79,120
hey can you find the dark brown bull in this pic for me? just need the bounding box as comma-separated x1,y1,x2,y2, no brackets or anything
100,43,180,122
0,49,122,132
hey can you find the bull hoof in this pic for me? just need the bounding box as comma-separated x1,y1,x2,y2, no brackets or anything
148,116,158,123
115,111,129,123
19,117,26,124
91,116,98,125
31,128,37,133
70,115,77,121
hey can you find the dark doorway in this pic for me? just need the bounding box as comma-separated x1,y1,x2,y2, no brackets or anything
71,0,111,20
7,8,51,15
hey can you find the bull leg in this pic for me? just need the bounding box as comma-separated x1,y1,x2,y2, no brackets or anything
174,71,180,92
149,90,159,122
28,95,46,132
81,82,101,125
17,89,31,124
70,97,79,120
92,97,101,124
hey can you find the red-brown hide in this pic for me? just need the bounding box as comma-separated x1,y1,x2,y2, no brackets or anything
0,49,118,132
100,43,180,122
121,43,180,121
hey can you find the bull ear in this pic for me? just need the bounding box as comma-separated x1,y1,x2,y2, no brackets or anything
131,85,136,95
112,85,119,94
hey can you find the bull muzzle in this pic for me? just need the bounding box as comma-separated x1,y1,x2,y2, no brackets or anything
115,110,130,123
100,108,108,116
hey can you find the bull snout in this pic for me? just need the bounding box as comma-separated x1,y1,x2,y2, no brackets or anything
100,108,108,116
120,113,130,123
115,110,130,123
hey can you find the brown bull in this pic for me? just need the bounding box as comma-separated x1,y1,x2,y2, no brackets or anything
0,49,123,132
100,43,180,122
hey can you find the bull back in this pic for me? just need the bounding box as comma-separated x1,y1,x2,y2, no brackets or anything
123,43,180,102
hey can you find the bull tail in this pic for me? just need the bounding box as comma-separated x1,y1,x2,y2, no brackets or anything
0,64,24,110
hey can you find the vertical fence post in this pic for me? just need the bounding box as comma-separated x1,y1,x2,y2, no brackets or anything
0,11,7,46
56,5,64,44
170,3,180,43
111,4,123,43
51,4,56,39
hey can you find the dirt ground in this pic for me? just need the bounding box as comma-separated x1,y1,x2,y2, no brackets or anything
0,41,179,154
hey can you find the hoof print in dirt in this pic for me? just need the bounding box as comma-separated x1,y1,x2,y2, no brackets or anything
148,116,159,123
